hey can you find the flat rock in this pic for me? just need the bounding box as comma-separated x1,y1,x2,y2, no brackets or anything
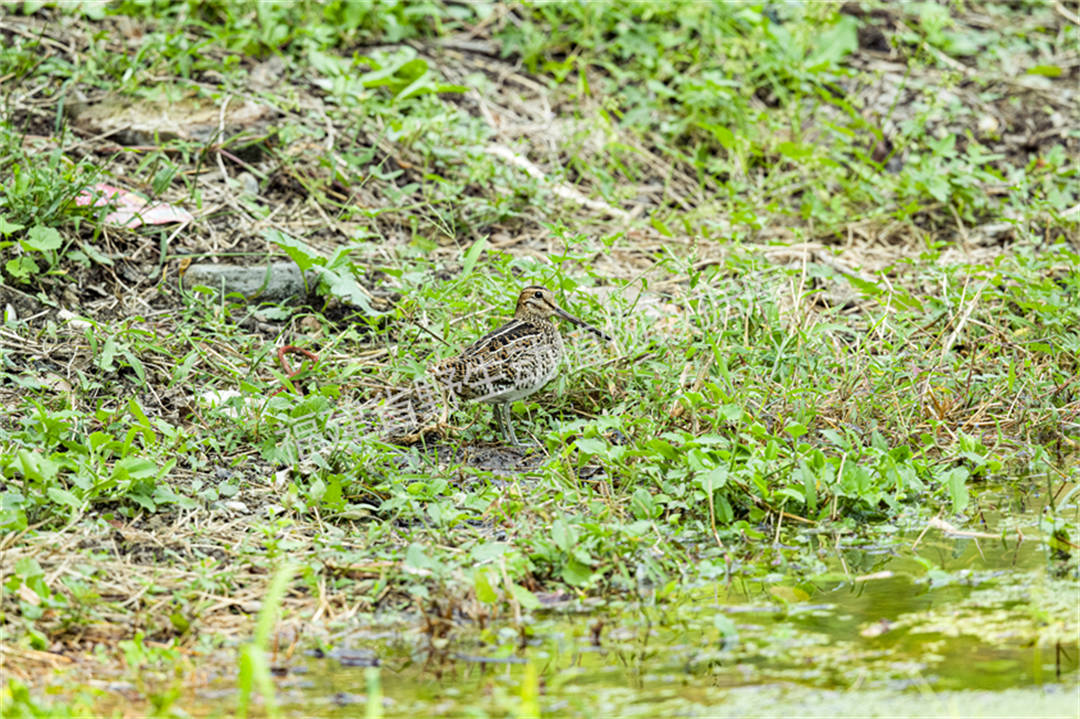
67,93,272,145
182,262,316,300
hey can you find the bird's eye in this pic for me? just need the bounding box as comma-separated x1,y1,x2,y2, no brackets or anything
533,291,543,299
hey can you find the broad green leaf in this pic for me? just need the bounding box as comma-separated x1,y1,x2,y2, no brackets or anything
561,558,593,586
173,351,198,383
112,457,158,481
266,229,324,271
318,268,379,316
943,467,970,514
718,403,742,421
128,492,156,511
631,488,656,519
23,226,62,252
551,519,574,553
644,438,678,461
713,614,738,638
697,467,727,493
807,15,857,69
6,256,38,281
509,582,540,610
405,543,438,572
696,122,735,150
469,542,510,563
308,48,347,76
17,450,60,483
99,336,118,371
775,487,806,504
574,436,607,457
778,142,813,160
47,486,81,509
358,56,428,95
80,241,114,266
785,422,808,438
842,272,883,297
0,216,25,236
474,569,497,603
716,493,733,523
88,431,116,453
15,557,44,579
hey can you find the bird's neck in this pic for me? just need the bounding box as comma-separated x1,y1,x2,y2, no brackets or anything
514,309,551,323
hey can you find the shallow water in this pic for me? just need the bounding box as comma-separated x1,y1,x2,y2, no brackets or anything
273,494,1078,718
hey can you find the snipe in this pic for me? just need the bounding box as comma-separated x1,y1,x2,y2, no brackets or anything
431,285,610,446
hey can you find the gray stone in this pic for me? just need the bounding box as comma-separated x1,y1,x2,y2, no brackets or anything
182,262,316,300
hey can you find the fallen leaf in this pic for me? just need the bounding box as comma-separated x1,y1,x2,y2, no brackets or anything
76,183,193,228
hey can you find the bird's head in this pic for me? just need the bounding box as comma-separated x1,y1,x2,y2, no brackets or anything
514,285,611,340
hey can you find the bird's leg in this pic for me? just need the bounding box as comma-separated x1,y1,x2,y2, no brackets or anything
492,401,508,442
495,402,526,447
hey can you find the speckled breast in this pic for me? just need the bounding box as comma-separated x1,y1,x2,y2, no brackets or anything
460,328,564,404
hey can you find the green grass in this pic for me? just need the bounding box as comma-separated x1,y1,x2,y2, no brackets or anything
0,0,1077,713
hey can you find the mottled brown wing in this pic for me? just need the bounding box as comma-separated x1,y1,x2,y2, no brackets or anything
432,318,549,401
